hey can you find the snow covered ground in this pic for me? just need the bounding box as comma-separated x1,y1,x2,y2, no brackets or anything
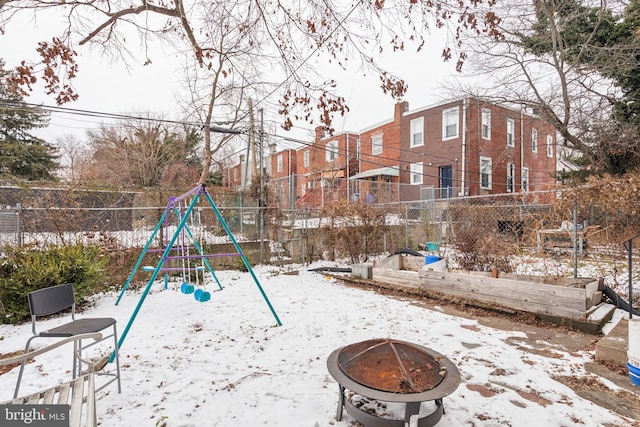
0,262,637,426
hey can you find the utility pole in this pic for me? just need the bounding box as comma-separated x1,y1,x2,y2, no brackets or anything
244,99,257,189
259,108,265,264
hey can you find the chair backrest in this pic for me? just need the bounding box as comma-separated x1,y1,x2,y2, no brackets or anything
28,284,76,326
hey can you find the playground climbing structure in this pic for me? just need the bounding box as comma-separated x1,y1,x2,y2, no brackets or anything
113,184,282,356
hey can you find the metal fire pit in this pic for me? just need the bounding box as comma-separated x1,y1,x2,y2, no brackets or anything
327,338,460,427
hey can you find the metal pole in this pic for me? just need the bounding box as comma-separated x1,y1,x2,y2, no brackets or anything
405,203,409,249
573,201,578,278
629,238,633,320
259,108,265,264
16,203,22,247
346,132,350,201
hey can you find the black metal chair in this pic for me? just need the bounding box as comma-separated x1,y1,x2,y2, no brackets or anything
13,283,121,398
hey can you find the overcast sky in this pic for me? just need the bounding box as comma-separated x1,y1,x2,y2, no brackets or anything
1,11,461,151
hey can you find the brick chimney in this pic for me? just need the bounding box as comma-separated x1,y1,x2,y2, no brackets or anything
395,101,409,120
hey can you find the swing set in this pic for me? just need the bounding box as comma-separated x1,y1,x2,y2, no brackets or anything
113,184,282,357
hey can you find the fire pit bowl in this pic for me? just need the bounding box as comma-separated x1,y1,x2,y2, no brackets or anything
327,338,460,427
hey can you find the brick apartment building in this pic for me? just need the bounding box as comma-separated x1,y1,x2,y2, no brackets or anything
292,128,359,208
224,97,557,207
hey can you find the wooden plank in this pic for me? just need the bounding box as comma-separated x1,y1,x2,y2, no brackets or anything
420,278,579,310
86,374,97,427
69,377,85,427
373,255,401,270
419,280,586,319
419,274,586,312
402,256,425,272
373,269,420,289
418,270,588,301
373,269,419,280
57,382,71,405
41,387,57,404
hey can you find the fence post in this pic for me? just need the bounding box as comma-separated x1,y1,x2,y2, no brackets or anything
573,200,578,278
16,203,22,247
404,203,409,249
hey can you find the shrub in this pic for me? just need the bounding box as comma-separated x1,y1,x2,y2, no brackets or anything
451,228,515,273
321,200,388,263
0,244,109,324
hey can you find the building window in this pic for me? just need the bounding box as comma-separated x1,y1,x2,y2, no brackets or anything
442,107,459,140
233,169,238,181
522,167,530,191
372,134,383,155
410,162,423,185
532,128,538,152
546,135,553,157
481,109,491,140
303,150,309,168
507,163,515,193
277,154,283,172
410,117,424,147
480,156,492,189
325,140,338,162
507,118,515,147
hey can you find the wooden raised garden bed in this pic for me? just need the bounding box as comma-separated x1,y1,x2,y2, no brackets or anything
371,254,612,333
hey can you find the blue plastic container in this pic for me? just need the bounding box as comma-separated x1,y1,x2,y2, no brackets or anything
425,255,440,265
426,242,440,252
628,363,640,387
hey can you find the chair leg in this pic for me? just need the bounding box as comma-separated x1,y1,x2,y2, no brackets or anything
112,324,122,393
14,336,37,398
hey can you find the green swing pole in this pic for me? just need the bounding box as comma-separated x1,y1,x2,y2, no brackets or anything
115,207,170,305
202,187,282,326
110,191,202,361
170,206,223,290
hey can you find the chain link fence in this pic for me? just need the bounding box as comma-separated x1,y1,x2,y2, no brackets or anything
0,186,638,266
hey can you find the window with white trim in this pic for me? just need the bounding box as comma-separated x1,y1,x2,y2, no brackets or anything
277,154,283,172
507,118,515,147
372,134,383,155
507,163,515,193
531,128,538,152
480,156,492,189
442,107,459,140
521,167,530,191
410,117,424,147
303,150,309,168
481,109,491,140
325,140,338,162
233,169,238,181
410,162,423,185
546,135,553,157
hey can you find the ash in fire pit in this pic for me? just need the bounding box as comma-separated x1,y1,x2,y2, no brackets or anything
338,339,445,394
327,338,460,427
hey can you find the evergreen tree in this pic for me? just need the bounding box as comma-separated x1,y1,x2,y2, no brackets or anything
0,60,59,181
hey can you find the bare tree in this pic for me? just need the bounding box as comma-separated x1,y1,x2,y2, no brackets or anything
83,117,198,188
1,0,502,182
55,134,92,183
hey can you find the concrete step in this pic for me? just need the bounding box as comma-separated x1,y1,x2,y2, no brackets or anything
596,317,628,366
